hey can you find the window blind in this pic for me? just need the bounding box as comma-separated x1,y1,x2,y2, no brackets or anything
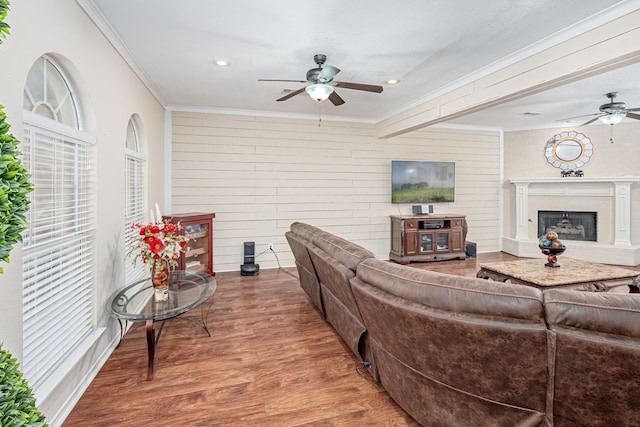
21,121,96,390
125,154,147,284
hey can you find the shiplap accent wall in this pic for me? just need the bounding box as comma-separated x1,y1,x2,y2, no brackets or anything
171,111,501,272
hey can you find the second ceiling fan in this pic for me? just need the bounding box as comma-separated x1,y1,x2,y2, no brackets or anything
259,54,383,106
562,92,640,126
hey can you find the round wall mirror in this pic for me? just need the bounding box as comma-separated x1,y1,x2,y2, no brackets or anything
544,131,593,170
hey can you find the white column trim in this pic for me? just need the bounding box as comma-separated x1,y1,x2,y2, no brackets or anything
614,181,633,246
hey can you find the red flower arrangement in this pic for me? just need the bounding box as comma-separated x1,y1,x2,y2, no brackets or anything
127,219,188,269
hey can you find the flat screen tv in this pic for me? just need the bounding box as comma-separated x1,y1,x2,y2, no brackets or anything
391,160,455,203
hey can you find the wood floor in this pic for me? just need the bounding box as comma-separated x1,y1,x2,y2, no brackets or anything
62,252,520,426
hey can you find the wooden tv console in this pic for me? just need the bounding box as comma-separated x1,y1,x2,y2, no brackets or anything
389,214,468,264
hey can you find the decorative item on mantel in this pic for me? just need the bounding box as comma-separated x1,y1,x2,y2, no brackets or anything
127,204,188,301
560,169,584,178
538,231,566,268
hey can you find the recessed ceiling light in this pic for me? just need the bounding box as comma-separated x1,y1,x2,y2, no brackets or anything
214,59,231,67
386,79,400,84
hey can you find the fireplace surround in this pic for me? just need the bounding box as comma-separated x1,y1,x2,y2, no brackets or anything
504,176,640,265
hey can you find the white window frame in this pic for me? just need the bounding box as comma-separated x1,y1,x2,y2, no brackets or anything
21,55,98,397
125,117,148,284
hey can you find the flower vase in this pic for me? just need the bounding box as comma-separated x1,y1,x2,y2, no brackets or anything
151,259,170,301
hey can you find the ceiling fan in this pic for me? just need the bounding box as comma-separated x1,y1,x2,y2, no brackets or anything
259,54,383,106
562,92,640,126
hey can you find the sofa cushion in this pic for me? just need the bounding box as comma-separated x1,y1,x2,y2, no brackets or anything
311,230,374,272
356,258,545,321
308,245,363,322
290,222,323,242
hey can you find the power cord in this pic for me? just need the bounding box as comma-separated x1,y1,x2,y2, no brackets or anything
355,361,384,389
269,247,282,268
257,246,298,279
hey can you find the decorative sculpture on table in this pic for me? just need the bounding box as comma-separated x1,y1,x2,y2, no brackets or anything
538,231,566,268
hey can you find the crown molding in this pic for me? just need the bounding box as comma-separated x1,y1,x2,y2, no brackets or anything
75,0,166,106
166,105,377,124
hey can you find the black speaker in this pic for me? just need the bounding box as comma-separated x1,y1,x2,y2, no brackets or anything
241,241,259,276
465,241,477,258
412,205,422,214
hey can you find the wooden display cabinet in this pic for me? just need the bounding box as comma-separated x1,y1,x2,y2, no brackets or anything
163,212,215,275
389,214,467,264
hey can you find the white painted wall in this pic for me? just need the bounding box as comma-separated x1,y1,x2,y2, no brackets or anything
0,1,165,425
170,111,502,272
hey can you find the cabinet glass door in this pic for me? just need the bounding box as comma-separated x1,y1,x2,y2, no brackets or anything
420,233,433,252
437,232,449,251
184,223,209,273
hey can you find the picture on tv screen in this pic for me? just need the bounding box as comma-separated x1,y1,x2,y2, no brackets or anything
391,160,455,203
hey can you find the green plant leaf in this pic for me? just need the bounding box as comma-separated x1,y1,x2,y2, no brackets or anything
0,105,33,274
0,344,48,426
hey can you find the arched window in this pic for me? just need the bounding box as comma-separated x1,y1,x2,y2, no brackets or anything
125,115,147,283
23,56,79,127
21,55,96,393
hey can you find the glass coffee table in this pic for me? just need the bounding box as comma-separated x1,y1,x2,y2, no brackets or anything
109,271,216,380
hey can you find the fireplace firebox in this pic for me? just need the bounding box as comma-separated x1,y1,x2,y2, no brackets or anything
538,211,597,242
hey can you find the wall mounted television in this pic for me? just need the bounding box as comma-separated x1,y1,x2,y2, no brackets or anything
391,160,455,203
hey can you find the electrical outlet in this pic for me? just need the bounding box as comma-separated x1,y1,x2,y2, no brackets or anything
268,243,274,251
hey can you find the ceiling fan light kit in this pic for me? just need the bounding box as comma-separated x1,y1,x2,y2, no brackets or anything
599,112,626,125
305,83,334,101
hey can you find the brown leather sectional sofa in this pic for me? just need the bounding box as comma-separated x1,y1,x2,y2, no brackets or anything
285,222,640,427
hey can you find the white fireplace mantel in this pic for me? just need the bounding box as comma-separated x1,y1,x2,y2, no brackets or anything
504,176,640,265
510,176,640,245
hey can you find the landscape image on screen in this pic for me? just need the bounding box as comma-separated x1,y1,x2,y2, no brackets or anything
391,161,455,203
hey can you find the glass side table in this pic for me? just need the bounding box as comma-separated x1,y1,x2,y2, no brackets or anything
108,271,216,380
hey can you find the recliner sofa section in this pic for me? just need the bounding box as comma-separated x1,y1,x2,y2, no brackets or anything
285,222,325,316
306,227,377,379
352,258,550,426
286,222,378,378
543,289,640,426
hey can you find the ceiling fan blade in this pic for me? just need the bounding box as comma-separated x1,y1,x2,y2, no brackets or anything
318,65,340,82
328,91,345,106
276,87,306,102
557,113,600,122
334,81,383,93
626,112,640,120
581,116,601,126
259,79,307,83
627,107,640,112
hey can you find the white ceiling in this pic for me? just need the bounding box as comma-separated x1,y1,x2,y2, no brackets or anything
86,0,640,131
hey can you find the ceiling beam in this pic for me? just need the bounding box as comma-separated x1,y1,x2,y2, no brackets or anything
376,9,640,139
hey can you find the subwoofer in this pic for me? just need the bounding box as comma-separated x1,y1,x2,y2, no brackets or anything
465,241,477,258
